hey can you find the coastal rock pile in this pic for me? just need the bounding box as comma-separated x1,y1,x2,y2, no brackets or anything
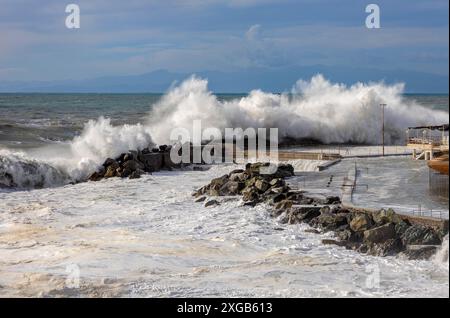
88,145,177,181
194,162,447,260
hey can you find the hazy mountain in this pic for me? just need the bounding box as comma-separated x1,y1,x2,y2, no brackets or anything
0,66,448,93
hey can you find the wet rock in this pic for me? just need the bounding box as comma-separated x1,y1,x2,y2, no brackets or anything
129,169,143,179
304,228,320,234
291,207,321,222
402,245,438,260
274,200,293,211
204,199,220,207
365,238,404,257
363,223,396,243
401,225,442,245
311,213,347,231
372,208,403,225
219,181,244,195
255,179,270,193
104,165,118,178
123,159,145,172
325,196,341,205
322,239,347,247
194,196,207,202
349,214,373,232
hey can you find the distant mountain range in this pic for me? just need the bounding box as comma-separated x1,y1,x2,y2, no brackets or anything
0,65,448,93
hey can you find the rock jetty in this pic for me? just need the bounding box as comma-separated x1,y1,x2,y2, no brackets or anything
88,145,179,181
193,162,448,260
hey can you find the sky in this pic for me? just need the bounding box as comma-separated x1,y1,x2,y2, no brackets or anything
0,0,448,91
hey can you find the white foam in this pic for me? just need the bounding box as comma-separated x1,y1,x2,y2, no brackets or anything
147,75,448,145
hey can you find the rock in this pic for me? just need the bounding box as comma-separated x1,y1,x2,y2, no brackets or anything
123,153,134,162
123,159,145,172
129,170,142,179
372,208,403,225
88,171,104,182
304,228,320,234
363,223,396,243
322,239,347,247
269,178,285,187
401,225,442,246
102,158,117,168
325,196,341,205
254,179,270,193
104,166,117,178
159,145,168,152
271,193,287,204
195,196,207,202
219,181,244,195
204,199,220,207
291,207,321,222
211,175,229,188
229,172,247,182
402,245,438,260
394,221,410,237
365,238,404,256
349,214,373,232
311,213,348,231
242,186,260,202
274,200,293,211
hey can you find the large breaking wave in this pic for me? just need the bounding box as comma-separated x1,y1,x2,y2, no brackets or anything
1,74,448,188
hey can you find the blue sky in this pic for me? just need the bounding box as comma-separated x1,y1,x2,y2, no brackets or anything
0,0,448,91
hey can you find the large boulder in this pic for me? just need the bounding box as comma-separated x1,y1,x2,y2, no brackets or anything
350,214,373,232
219,181,244,195
254,179,270,193
372,208,403,225
401,225,442,245
366,238,404,257
363,223,396,243
402,245,438,260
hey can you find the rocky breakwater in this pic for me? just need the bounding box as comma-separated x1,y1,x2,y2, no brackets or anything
88,145,179,181
193,162,448,260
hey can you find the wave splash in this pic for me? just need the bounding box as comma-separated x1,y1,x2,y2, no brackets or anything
1,117,153,188
1,75,448,189
148,74,448,145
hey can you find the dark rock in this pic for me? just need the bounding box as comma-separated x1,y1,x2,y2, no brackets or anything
372,208,403,225
363,223,396,243
349,214,373,232
254,179,270,193
195,196,207,202
311,213,348,231
219,181,244,195
204,199,220,207
271,193,287,204
304,228,320,234
274,200,293,211
104,166,118,178
366,238,404,256
402,245,438,260
129,170,141,179
325,196,341,204
123,159,145,172
102,158,116,168
401,225,442,245
322,239,347,247
159,145,168,152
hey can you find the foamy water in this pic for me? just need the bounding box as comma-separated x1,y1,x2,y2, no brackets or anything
0,165,448,297
0,76,448,297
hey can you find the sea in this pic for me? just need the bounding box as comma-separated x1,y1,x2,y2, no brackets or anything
0,77,449,297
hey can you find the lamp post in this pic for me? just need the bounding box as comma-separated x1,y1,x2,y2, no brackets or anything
380,103,386,156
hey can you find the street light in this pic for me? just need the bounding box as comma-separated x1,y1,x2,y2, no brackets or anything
380,103,387,156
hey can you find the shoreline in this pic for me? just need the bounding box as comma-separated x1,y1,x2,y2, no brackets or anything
193,162,449,260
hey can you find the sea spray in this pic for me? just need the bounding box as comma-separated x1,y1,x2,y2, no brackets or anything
0,117,154,188
1,75,448,189
433,235,449,267
147,75,449,145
